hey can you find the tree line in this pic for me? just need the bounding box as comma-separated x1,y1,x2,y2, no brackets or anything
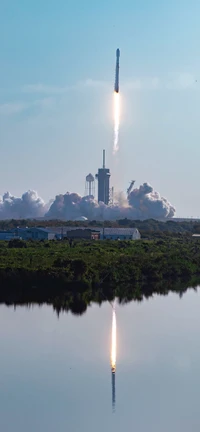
0,237,199,315
0,218,200,238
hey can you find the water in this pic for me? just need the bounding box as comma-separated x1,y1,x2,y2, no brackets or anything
0,289,200,431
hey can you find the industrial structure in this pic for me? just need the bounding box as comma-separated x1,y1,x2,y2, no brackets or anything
0,226,141,241
0,227,55,241
100,227,141,240
65,229,100,240
95,149,110,205
85,173,95,197
127,180,135,197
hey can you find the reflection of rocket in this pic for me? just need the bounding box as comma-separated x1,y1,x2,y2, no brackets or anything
111,368,116,411
114,48,120,93
111,305,116,412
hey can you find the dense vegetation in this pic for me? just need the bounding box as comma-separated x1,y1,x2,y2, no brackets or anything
0,237,200,315
0,218,200,238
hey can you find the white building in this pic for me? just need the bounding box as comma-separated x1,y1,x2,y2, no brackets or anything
100,228,141,240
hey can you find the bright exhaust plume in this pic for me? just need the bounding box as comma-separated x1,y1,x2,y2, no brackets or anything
113,92,120,154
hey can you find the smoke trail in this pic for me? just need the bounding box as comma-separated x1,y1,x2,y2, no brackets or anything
113,92,120,154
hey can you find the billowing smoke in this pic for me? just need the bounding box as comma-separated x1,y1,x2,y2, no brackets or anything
0,190,47,219
46,183,175,220
0,183,175,220
128,183,175,219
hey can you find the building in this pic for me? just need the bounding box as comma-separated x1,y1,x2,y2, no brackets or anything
0,231,20,241
12,227,55,241
100,228,141,240
45,226,141,241
0,226,140,242
95,149,110,205
65,229,100,240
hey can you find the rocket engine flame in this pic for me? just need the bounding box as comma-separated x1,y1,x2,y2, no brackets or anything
111,305,117,371
113,91,120,154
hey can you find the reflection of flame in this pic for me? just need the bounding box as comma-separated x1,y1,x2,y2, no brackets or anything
113,92,120,154
111,306,117,371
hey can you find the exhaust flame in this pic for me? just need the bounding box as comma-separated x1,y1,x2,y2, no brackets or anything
113,92,120,154
111,305,117,371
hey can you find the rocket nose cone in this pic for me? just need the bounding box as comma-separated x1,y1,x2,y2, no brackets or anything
116,48,120,57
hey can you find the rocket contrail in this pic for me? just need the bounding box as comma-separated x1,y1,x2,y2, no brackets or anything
113,49,120,154
113,92,120,154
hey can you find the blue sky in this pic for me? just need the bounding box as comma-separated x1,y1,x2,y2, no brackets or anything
0,0,200,216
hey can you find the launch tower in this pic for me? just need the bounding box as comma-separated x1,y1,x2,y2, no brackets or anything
95,150,110,205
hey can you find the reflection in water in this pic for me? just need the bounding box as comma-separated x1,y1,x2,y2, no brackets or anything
110,301,116,412
2,291,200,431
111,370,116,413
1,276,200,316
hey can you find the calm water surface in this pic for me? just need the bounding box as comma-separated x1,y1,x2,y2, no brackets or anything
1,290,200,431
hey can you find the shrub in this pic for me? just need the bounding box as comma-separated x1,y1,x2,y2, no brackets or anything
8,239,27,248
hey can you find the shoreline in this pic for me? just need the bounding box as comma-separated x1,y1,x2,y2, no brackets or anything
0,236,200,314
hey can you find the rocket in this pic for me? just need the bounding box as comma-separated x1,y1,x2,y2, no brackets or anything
111,368,116,412
114,48,120,93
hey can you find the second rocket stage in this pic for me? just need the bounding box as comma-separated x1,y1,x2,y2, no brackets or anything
114,48,120,93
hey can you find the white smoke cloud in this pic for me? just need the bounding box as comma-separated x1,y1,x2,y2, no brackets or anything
0,190,47,219
46,183,175,220
0,183,175,220
127,183,175,219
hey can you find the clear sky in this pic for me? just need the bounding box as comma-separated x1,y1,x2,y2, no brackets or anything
0,0,200,217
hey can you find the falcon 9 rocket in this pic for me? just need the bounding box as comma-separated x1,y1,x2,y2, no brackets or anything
114,48,120,93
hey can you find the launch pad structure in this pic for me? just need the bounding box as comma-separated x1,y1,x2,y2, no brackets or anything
95,150,111,205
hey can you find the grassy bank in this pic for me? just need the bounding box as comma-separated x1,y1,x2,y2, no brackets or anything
0,237,200,284
0,238,200,314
